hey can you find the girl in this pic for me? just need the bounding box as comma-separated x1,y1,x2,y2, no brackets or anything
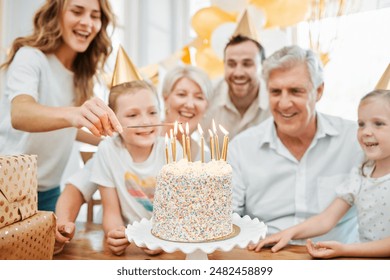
250,89,390,258
0,0,121,211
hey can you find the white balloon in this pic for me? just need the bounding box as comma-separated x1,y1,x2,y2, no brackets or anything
210,22,237,60
259,28,290,57
247,5,266,28
211,0,248,13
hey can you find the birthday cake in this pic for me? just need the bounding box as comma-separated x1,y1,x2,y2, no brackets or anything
152,159,233,242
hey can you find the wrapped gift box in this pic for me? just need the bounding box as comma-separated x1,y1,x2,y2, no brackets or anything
0,211,56,259
0,155,38,229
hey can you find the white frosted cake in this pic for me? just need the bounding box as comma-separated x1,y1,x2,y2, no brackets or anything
152,159,233,242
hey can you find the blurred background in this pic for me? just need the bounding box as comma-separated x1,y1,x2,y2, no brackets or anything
1,0,390,120
1,0,389,221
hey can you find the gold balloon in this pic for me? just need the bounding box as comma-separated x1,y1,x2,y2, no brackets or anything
181,46,192,65
188,37,209,53
195,46,224,79
319,52,330,66
249,0,274,7
250,0,310,28
191,6,236,39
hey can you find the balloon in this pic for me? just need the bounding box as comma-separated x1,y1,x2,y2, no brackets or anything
249,0,278,8
258,28,289,57
211,0,248,13
265,0,310,28
191,7,236,39
210,22,236,60
181,46,192,64
319,52,330,66
250,0,310,28
188,37,206,50
247,5,266,28
195,47,224,79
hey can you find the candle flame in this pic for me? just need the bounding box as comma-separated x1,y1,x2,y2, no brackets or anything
169,129,173,139
185,122,190,135
174,121,178,135
197,123,203,135
208,129,214,137
219,124,229,135
178,123,184,134
212,119,217,134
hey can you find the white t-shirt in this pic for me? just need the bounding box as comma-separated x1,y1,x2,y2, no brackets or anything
0,47,77,191
90,135,172,224
337,165,390,242
67,154,98,202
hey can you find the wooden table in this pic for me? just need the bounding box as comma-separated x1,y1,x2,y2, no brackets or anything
53,222,386,260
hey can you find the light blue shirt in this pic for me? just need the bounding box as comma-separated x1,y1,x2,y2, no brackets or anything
229,112,364,244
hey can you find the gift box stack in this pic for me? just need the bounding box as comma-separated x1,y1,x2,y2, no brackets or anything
0,155,56,259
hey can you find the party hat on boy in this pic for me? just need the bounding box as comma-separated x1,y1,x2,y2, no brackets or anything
375,63,390,90
232,9,260,43
111,45,143,88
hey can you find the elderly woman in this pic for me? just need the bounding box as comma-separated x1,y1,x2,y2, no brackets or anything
160,65,212,160
54,64,212,255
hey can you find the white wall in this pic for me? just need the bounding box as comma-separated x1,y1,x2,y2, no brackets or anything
0,0,45,98
1,0,44,53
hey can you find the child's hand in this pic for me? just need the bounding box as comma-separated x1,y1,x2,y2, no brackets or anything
54,222,75,255
248,231,293,253
306,239,344,259
107,226,130,256
140,247,163,256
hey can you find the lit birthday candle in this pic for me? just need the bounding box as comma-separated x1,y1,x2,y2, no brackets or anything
165,133,170,164
208,129,215,160
185,122,192,162
178,123,186,159
173,121,178,161
170,129,176,162
212,119,220,160
197,123,205,163
219,124,229,161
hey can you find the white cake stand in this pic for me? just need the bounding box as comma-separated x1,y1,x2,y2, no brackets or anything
125,213,267,260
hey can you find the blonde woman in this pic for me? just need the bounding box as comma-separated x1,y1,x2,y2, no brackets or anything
0,0,121,211
161,65,212,160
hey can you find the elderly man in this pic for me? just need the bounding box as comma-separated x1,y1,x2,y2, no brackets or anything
201,11,270,143
229,45,363,244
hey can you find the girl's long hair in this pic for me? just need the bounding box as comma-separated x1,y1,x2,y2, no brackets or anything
0,0,116,106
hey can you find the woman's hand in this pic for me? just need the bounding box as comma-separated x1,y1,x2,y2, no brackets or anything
11,95,122,136
70,97,123,137
106,226,130,256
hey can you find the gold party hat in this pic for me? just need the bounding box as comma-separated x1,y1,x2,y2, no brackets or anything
232,9,260,42
111,45,143,87
375,63,390,90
